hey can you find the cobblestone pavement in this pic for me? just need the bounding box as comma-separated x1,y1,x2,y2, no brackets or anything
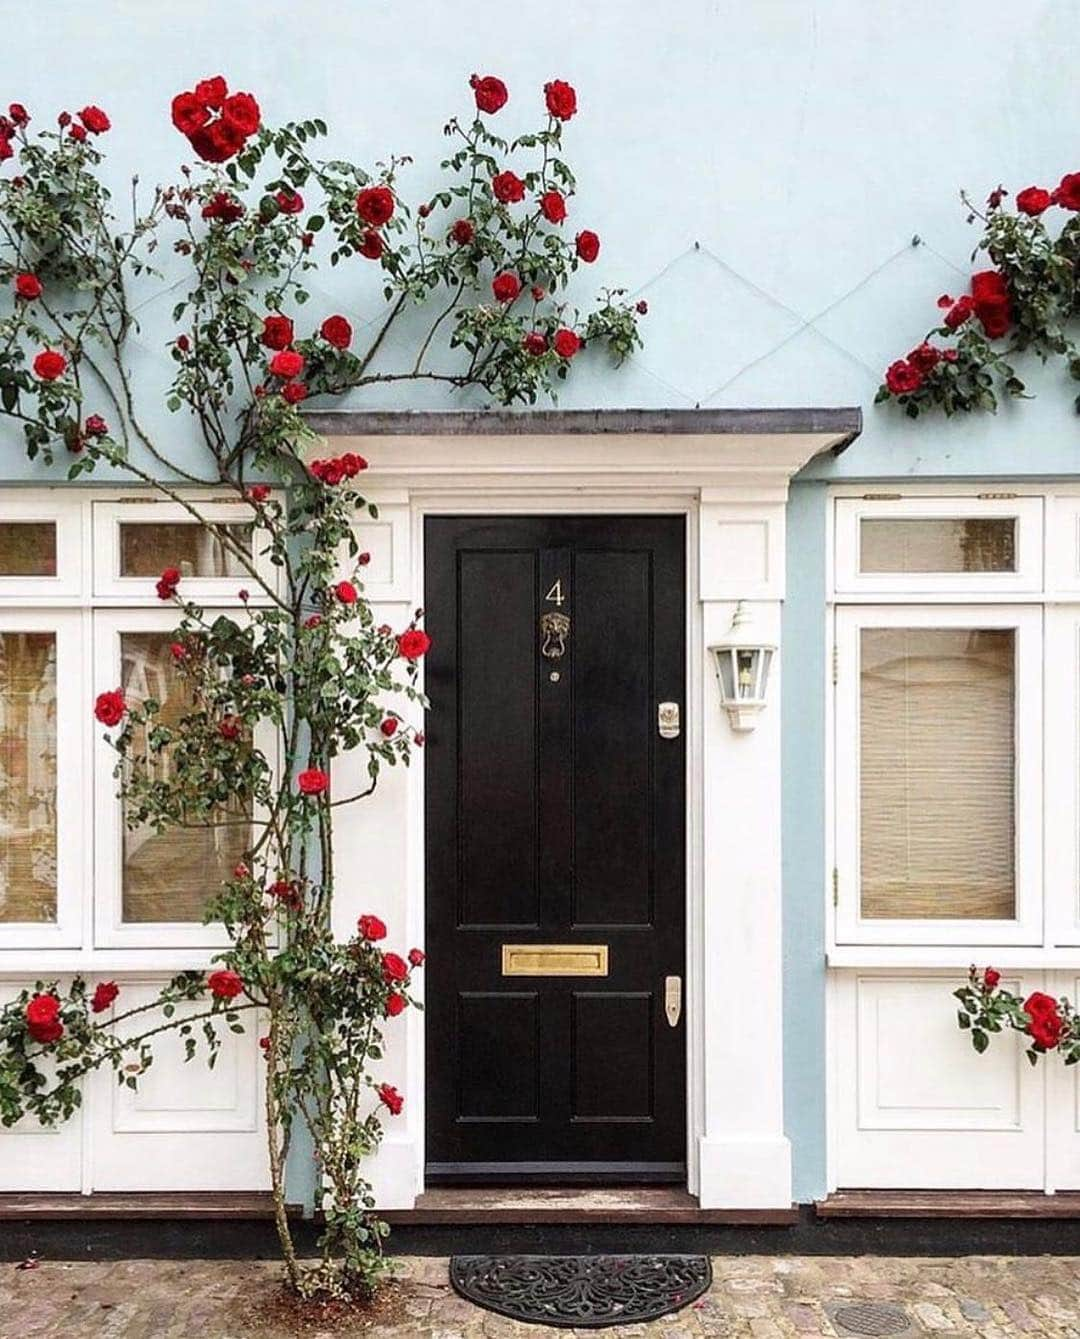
5,1255,1080,1338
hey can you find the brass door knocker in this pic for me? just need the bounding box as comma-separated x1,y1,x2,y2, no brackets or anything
540,611,570,660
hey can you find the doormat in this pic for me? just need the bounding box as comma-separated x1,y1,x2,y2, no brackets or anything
449,1254,712,1328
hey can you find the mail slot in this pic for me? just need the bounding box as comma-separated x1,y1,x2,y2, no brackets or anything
501,944,609,977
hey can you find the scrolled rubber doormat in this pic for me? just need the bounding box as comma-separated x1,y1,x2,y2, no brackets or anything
449,1253,712,1328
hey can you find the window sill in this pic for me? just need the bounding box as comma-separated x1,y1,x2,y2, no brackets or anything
827,945,1080,970
0,948,224,975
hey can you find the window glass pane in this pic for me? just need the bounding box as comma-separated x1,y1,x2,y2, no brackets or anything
860,518,1016,573
119,523,251,578
121,632,249,923
0,633,57,922
0,523,57,577
860,627,1015,920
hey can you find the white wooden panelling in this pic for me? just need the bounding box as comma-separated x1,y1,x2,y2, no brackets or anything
831,972,1044,1189
833,494,1043,597
1047,496,1080,594
833,604,1043,947
90,981,269,1191
0,981,83,1191
698,496,784,600
1045,611,1080,946
349,498,412,602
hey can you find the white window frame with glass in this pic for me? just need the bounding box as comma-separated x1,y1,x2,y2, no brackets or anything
832,494,1043,597
0,489,276,969
832,602,1043,946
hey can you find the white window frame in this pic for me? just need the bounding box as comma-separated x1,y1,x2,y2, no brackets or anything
0,493,85,600
833,602,1043,947
92,606,278,950
833,494,1043,597
92,499,275,603
0,609,86,949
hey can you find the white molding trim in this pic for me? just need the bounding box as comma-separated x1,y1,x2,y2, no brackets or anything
318,427,842,1211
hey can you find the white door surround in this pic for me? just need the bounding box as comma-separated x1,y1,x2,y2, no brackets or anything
313,407,859,1210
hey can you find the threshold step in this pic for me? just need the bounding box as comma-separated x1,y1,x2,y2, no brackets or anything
383,1186,798,1226
0,1192,303,1220
817,1190,1080,1219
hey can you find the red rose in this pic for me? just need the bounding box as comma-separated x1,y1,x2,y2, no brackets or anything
1024,993,1063,1049
1052,173,1080,211
359,229,384,260
971,270,1011,339
218,715,242,741
9,104,29,128
575,230,600,262
282,382,308,404
553,328,581,359
450,219,474,246
380,717,398,737
339,452,367,476
269,350,304,379
636,300,648,315
155,566,181,600
385,993,407,1017
94,689,126,727
0,137,13,162
261,315,294,350
334,580,358,604
248,484,271,503
14,272,41,300
1024,990,1058,1018
884,359,923,394
358,552,371,565
943,295,974,330
539,190,567,224
492,171,525,204
544,79,577,120
408,948,425,967
492,271,521,303
907,343,941,374
189,117,247,164
522,332,548,357
397,629,432,659
382,952,408,983
320,315,352,349
303,614,321,629
84,414,108,437
79,106,110,134
69,125,87,144
26,994,63,1045
1016,186,1051,217
297,767,329,795
531,285,545,301
222,91,260,137
91,981,119,1014
470,74,509,115
378,1082,403,1115
358,914,387,941
208,969,244,1000
194,76,228,108
33,349,66,381
356,185,395,226
983,967,1001,991
171,91,209,137
275,189,304,215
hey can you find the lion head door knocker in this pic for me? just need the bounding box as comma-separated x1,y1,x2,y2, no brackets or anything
540,610,571,660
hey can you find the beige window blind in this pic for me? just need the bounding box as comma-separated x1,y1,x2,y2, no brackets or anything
859,626,1016,920
860,517,1016,574
0,632,57,923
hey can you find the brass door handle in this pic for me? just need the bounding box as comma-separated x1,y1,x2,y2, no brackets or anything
664,975,682,1027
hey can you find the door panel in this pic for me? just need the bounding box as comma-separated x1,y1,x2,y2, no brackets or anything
425,516,686,1181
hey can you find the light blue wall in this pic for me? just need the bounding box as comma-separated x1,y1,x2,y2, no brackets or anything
6,0,1080,1203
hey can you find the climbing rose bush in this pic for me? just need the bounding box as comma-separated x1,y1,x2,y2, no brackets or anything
955,967,1080,1064
0,71,644,1304
877,172,1080,417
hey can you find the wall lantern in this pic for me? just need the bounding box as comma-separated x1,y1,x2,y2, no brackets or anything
708,602,775,732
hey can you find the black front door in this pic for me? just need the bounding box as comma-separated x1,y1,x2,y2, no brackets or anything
424,515,686,1182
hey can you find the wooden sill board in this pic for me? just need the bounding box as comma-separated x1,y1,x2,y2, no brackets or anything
817,1190,1080,1219
0,1192,303,1220
383,1187,798,1226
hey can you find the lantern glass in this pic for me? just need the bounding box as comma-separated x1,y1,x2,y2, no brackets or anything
716,647,736,700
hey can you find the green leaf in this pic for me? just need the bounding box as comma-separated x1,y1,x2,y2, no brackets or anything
972,1028,989,1054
